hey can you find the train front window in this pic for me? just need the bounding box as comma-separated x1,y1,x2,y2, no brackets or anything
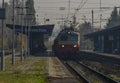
60,34,78,41
60,35,68,41
68,35,78,41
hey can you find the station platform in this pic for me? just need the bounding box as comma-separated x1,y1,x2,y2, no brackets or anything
48,57,71,77
79,50,120,65
47,56,79,83
31,52,79,83
80,50,120,59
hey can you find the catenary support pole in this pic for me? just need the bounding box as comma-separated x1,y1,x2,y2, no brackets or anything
1,0,5,70
12,0,15,65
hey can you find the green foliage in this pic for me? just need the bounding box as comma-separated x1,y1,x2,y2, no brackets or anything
13,70,22,75
0,73,46,83
0,56,47,83
108,74,120,82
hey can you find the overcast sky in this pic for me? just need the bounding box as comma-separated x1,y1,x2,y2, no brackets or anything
0,0,9,3
1,0,120,28
34,0,120,28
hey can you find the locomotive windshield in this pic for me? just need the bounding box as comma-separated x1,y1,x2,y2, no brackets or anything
60,35,68,41
69,34,78,41
60,34,78,41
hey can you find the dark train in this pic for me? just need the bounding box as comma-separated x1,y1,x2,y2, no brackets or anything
52,28,80,55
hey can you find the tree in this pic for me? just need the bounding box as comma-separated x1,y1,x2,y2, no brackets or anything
7,0,21,24
78,21,94,50
79,21,93,35
106,7,120,28
25,0,36,25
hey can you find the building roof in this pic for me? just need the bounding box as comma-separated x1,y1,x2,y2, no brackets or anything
84,25,120,38
6,24,54,36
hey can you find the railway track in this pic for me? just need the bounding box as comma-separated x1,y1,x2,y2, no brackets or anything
65,61,90,83
65,61,119,83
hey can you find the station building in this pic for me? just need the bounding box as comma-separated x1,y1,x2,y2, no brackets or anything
84,25,120,54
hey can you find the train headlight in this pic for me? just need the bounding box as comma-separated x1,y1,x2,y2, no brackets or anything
68,32,70,34
73,45,77,48
61,45,64,47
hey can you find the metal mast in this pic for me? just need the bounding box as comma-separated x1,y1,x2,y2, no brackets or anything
100,0,102,29
21,0,24,62
1,0,5,71
92,10,94,29
12,0,15,65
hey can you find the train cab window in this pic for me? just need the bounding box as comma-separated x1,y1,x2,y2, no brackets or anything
69,34,78,41
60,35,68,41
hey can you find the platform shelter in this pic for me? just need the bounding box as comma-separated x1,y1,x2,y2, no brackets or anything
6,24,54,54
84,25,120,54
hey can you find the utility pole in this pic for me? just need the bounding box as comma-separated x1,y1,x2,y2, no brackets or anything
25,1,33,56
60,7,65,26
28,16,30,56
16,0,29,59
24,15,27,59
21,0,24,62
66,0,70,21
73,15,76,25
68,0,70,15
92,10,94,29
25,13,32,56
83,15,86,23
100,14,102,29
26,14,32,57
1,0,5,71
44,14,47,24
100,0,102,29
12,0,15,65
25,3,32,57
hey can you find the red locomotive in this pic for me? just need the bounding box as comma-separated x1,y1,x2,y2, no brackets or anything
52,28,80,55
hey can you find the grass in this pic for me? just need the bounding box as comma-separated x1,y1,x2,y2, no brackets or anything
0,56,48,83
108,74,120,82
0,72,46,83
27,59,48,76
5,56,34,70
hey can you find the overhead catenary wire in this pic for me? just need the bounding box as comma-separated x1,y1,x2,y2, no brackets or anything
36,9,111,16
35,8,112,19
35,0,119,28
74,0,87,15
36,7,114,10
35,1,114,17
65,0,86,23
36,1,118,6
63,0,88,24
